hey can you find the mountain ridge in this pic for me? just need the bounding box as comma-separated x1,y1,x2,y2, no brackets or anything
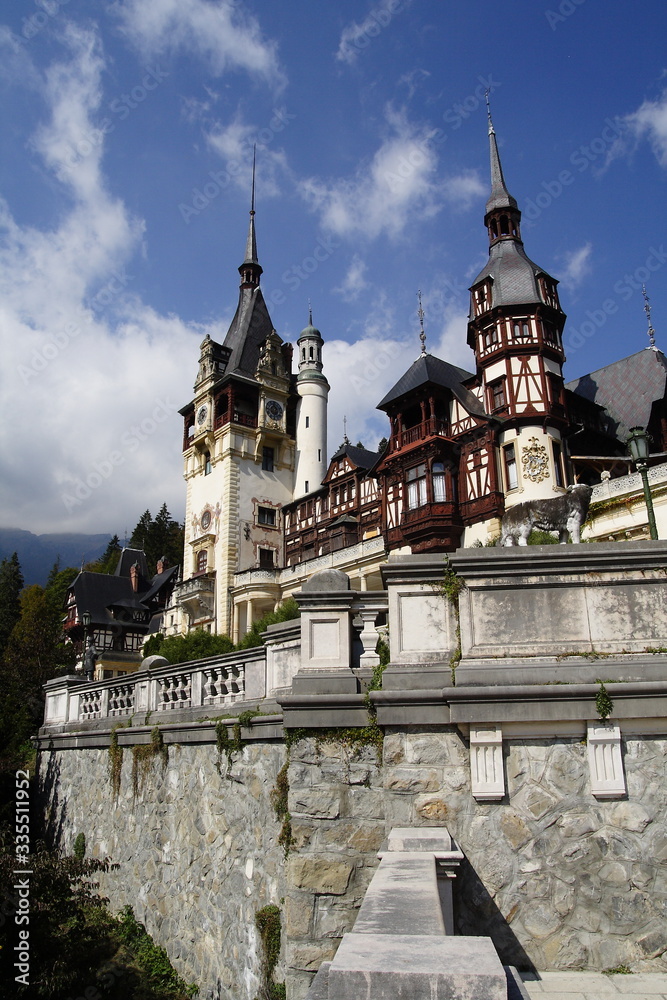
0,527,113,586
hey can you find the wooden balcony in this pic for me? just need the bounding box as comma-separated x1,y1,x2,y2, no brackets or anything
394,418,448,450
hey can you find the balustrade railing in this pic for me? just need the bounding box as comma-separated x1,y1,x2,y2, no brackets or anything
158,672,192,711
108,683,134,716
43,590,390,729
203,664,244,704
80,689,102,719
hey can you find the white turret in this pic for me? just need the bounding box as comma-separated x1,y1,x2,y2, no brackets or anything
294,312,329,498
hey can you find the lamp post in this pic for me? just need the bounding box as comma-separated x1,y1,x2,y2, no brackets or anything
81,610,95,681
627,426,658,540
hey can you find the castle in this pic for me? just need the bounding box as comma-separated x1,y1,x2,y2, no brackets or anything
165,112,667,643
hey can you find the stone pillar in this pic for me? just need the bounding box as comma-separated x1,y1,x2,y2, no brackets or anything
232,601,240,644
295,570,356,677
381,554,457,690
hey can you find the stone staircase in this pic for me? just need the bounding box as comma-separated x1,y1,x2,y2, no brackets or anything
306,827,531,1000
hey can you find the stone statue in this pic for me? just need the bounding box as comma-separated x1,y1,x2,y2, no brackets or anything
84,640,97,681
501,484,593,546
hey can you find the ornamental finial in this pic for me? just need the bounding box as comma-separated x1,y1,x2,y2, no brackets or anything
417,289,427,356
485,90,495,135
643,284,657,350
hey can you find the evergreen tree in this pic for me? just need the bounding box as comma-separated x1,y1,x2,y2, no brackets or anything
130,506,183,575
0,552,24,659
98,534,122,574
130,510,153,554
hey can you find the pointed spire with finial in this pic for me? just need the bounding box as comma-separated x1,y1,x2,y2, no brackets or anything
417,289,427,356
485,92,518,216
308,299,313,326
343,415,350,446
643,284,658,351
239,145,262,287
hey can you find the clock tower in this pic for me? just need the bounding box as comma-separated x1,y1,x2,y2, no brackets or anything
173,183,297,639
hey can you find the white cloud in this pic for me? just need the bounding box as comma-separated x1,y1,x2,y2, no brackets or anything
626,87,667,168
205,111,291,197
603,87,667,172
336,1,412,65
113,0,285,89
319,288,474,457
558,242,593,291
300,106,484,242
0,25,213,534
333,255,369,302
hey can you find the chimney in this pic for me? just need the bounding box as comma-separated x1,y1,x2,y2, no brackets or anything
130,562,140,592
156,555,167,575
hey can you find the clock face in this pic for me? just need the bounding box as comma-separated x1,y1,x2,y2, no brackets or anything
266,399,283,420
197,404,208,425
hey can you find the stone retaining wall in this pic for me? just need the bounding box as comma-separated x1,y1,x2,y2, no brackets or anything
38,723,667,1000
285,726,667,999
39,738,287,1000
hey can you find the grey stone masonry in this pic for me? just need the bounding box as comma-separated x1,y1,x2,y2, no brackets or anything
38,736,288,1000
306,826,506,1000
451,541,667,685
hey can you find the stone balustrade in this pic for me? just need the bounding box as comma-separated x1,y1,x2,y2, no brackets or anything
43,645,270,728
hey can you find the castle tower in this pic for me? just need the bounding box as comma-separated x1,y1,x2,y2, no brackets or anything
467,105,569,507
294,310,329,498
175,167,296,639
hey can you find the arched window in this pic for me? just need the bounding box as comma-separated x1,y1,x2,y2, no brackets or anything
500,215,509,236
197,550,208,573
432,462,446,502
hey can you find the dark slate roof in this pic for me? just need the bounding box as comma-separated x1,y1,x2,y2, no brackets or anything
471,239,551,308
115,548,149,579
222,286,276,377
143,564,180,604
329,443,380,469
377,353,486,417
566,349,667,443
69,572,141,627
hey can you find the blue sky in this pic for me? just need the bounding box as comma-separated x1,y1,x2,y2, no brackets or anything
1,0,666,536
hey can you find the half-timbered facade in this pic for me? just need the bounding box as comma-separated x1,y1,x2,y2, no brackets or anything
283,443,382,566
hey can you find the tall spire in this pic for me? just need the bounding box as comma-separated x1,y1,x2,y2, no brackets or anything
485,93,518,215
239,145,262,287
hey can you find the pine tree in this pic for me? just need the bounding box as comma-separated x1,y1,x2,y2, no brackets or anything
0,552,24,659
129,506,183,575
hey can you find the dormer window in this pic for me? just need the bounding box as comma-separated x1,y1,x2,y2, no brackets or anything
474,284,490,316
